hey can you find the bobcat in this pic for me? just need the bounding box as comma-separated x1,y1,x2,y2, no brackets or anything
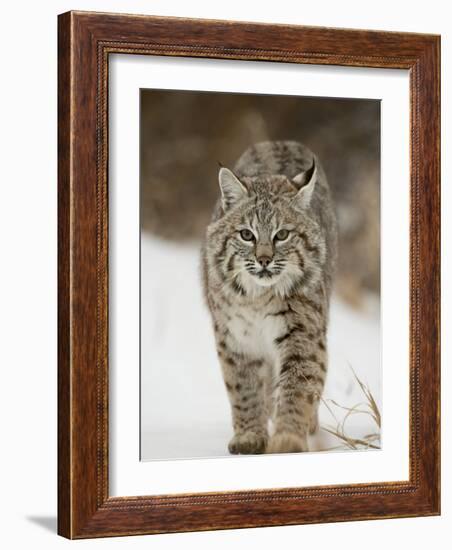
202,141,338,454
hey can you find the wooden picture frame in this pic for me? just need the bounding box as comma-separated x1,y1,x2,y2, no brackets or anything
58,10,440,539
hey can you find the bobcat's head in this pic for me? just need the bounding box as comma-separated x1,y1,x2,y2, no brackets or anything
206,163,326,299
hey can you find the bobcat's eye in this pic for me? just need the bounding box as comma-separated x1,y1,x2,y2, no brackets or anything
274,229,290,241
239,229,255,241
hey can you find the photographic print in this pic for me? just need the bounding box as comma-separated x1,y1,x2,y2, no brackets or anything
140,90,381,460
58,12,439,537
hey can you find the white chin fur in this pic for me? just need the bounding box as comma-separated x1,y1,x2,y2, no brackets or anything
253,276,279,287
240,271,284,294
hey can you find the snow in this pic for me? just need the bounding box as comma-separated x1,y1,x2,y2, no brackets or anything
141,234,381,460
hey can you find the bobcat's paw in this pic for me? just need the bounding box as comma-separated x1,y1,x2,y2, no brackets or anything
228,432,268,455
267,432,308,454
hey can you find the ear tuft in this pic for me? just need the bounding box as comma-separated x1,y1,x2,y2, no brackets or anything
292,159,317,210
218,167,248,211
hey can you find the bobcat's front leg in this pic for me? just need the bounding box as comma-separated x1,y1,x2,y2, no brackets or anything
268,314,327,453
218,346,268,455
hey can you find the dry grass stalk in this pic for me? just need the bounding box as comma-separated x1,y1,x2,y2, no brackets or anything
320,366,381,451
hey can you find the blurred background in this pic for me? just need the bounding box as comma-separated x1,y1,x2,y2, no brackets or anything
141,90,380,306
140,90,381,460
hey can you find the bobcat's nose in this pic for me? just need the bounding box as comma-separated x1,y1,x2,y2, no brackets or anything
257,256,272,268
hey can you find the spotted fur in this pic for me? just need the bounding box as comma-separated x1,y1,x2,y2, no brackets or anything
202,141,338,454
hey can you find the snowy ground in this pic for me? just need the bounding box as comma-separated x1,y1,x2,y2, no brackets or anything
141,234,381,460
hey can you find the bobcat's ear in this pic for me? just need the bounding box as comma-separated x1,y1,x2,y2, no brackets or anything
218,167,248,210
292,159,317,210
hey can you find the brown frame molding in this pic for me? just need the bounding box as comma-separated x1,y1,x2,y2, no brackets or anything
58,11,440,539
